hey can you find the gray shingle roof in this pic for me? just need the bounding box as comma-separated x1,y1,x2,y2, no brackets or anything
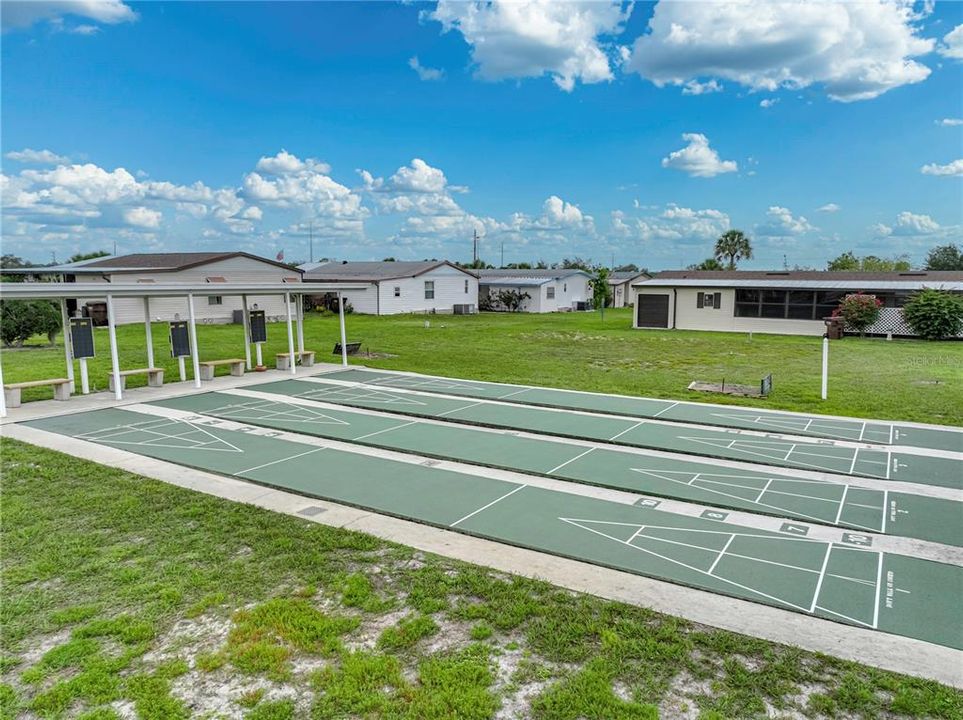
8,252,297,274
302,261,475,283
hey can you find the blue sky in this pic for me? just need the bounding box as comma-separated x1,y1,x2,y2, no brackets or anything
2,0,961,269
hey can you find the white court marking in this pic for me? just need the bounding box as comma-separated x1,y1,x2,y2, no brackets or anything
560,518,880,627
75,418,244,453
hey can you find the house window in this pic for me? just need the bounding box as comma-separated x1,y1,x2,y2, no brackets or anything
424,281,435,299
696,292,721,309
736,288,824,320
546,286,556,299
464,279,469,293
207,296,223,305
563,283,567,292
394,286,401,297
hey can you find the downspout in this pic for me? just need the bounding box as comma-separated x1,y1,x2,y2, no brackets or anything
672,288,678,329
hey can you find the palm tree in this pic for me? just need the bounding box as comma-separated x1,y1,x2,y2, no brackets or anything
714,230,753,270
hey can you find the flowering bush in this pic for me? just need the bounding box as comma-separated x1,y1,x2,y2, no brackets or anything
832,293,881,334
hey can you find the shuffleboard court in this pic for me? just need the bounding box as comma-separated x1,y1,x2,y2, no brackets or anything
23,406,963,651
250,378,961,490
320,368,963,452
151,391,963,547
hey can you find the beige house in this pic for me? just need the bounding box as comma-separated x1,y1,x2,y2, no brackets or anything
607,270,649,308
631,270,963,337
15,252,301,324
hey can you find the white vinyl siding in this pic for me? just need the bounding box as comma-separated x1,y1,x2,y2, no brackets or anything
75,255,301,325
371,265,478,315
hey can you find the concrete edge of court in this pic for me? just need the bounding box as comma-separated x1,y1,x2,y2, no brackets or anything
3,421,961,690
325,365,963,435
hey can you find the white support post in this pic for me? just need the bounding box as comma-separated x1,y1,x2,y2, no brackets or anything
106,294,123,400
338,291,348,367
284,292,296,375
79,357,90,394
0,358,6,418
821,335,829,400
143,297,155,369
187,294,202,388
178,356,186,382
241,293,252,370
296,294,305,354
255,342,263,368
60,299,75,393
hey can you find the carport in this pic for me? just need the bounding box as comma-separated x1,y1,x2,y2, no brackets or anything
0,281,363,416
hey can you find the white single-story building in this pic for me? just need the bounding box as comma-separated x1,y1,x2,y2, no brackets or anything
11,252,301,324
300,260,478,315
631,270,963,337
477,269,592,313
608,270,649,308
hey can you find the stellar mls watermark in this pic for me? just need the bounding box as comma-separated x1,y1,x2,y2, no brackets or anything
906,355,963,367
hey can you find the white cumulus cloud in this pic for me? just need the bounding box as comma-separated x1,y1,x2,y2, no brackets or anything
938,118,963,127
408,56,445,81
428,0,630,92
920,159,963,177
5,148,70,165
756,206,814,236
2,0,137,31
123,206,161,229
625,0,934,102
818,203,841,213
939,23,963,60
661,133,738,178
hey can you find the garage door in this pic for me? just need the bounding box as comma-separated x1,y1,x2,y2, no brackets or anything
637,294,670,328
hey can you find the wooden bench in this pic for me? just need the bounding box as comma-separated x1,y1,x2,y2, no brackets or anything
198,358,245,381
4,378,71,407
276,350,316,370
108,368,164,392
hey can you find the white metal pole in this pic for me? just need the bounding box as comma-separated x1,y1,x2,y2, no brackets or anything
284,292,296,375
296,294,305,354
241,293,252,370
0,357,6,418
106,294,123,400
79,357,90,394
255,343,263,368
338,291,348,367
143,297,155,369
178,356,186,382
187,294,202,388
821,335,829,400
59,299,75,393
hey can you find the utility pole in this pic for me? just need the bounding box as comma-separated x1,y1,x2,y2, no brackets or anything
472,229,478,265
309,221,314,263
500,241,504,268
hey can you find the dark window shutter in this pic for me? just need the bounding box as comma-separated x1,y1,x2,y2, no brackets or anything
713,292,722,309
696,293,704,308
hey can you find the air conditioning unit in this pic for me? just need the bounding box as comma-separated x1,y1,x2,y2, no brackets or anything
453,304,476,315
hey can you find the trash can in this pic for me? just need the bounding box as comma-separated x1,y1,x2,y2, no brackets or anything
84,301,108,327
823,317,844,339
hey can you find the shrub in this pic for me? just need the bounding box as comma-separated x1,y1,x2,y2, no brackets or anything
490,289,530,312
0,300,61,347
832,293,881,334
901,289,963,340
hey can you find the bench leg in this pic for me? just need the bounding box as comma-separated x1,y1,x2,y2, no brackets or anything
4,388,21,409
230,363,245,377
53,383,71,401
148,371,164,388
200,366,214,381
108,375,127,393
302,353,315,367
277,355,290,371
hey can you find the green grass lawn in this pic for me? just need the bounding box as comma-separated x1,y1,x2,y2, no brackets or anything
3,438,962,720
3,309,962,425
